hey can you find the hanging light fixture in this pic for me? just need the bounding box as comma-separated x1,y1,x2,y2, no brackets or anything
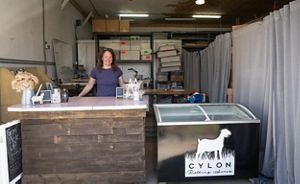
192,14,221,18
195,0,205,5
119,14,149,17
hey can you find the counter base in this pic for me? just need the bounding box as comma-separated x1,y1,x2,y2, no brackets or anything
22,171,145,184
20,110,146,184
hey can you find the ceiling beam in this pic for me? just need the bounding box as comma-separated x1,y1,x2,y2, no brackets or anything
82,11,94,27
70,0,87,17
88,0,100,16
61,0,69,10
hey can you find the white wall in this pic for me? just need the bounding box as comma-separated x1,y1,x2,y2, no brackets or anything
0,0,92,78
44,0,91,62
0,0,43,61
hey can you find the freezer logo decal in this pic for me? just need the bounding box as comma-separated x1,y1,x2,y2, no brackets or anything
185,129,235,177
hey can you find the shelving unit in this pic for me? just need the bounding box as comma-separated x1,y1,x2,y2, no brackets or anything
93,32,154,84
167,31,227,51
90,31,226,89
116,60,152,63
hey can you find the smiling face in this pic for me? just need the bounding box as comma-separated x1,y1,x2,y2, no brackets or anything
102,51,113,68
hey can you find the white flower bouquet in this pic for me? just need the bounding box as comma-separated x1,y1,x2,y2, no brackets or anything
11,71,39,92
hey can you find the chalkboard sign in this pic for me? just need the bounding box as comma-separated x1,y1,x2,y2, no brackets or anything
0,120,22,184
6,123,22,181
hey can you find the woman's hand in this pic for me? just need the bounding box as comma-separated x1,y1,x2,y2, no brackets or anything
118,76,125,88
78,77,96,97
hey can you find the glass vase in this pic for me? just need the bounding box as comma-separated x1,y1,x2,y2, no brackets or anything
21,89,34,105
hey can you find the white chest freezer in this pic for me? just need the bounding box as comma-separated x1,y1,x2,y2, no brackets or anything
154,103,260,182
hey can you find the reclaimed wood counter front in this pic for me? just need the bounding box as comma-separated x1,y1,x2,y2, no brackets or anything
8,97,148,184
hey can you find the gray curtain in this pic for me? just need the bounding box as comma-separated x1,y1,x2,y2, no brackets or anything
200,33,231,102
232,1,300,183
182,49,201,91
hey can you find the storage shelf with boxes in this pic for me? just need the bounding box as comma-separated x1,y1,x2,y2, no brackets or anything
94,32,154,84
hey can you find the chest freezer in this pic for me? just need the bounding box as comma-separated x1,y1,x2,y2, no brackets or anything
154,103,260,182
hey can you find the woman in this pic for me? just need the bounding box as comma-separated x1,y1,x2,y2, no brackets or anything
78,48,125,97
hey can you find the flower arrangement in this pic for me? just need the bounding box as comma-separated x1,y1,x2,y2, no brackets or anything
11,71,39,92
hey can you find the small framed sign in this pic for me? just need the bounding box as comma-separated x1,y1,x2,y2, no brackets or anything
40,90,52,103
116,87,124,98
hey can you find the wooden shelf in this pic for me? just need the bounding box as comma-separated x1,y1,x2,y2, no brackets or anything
117,60,152,63
94,32,153,37
182,45,207,49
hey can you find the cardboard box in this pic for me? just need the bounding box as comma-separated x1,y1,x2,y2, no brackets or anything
160,55,180,63
120,50,129,60
141,55,152,60
161,61,181,67
114,50,120,60
106,19,119,32
119,20,130,32
157,73,169,81
141,49,152,55
120,50,140,60
130,40,141,50
170,73,184,81
120,40,131,50
128,50,140,60
99,40,120,50
157,50,177,58
140,40,151,49
129,36,140,40
159,45,176,51
93,19,130,32
92,19,106,32
160,66,181,72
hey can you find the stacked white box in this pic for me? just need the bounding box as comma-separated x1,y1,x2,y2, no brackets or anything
120,40,131,50
156,43,182,72
140,39,151,49
140,49,152,55
120,50,140,60
130,40,141,50
157,50,177,58
160,55,180,63
161,61,181,67
99,40,120,50
160,66,181,72
99,38,153,61
159,45,176,51
141,55,152,60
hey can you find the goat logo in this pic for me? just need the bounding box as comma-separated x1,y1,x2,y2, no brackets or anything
196,129,231,160
185,128,235,177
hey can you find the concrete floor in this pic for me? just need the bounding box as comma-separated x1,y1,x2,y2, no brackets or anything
144,111,273,184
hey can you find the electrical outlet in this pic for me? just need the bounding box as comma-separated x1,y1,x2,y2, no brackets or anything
45,41,50,49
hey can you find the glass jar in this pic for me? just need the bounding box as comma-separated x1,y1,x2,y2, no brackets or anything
61,88,69,103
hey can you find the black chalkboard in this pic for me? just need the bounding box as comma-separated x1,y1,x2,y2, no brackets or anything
6,123,22,182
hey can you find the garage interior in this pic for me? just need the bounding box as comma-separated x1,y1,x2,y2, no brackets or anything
0,0,300,184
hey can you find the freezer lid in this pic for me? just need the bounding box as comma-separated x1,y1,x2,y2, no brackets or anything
154,103,260,125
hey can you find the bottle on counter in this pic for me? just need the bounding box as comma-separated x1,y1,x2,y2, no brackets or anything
52,88,61,104
61,88,69,103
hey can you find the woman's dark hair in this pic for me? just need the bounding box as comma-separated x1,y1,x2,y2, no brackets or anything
97,48,118,71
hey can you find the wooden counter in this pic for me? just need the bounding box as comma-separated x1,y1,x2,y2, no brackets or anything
8,97,148,184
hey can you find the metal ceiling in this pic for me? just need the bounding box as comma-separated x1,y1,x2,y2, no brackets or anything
71,0,294,27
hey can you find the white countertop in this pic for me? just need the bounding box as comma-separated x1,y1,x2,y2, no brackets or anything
8,96,148,112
